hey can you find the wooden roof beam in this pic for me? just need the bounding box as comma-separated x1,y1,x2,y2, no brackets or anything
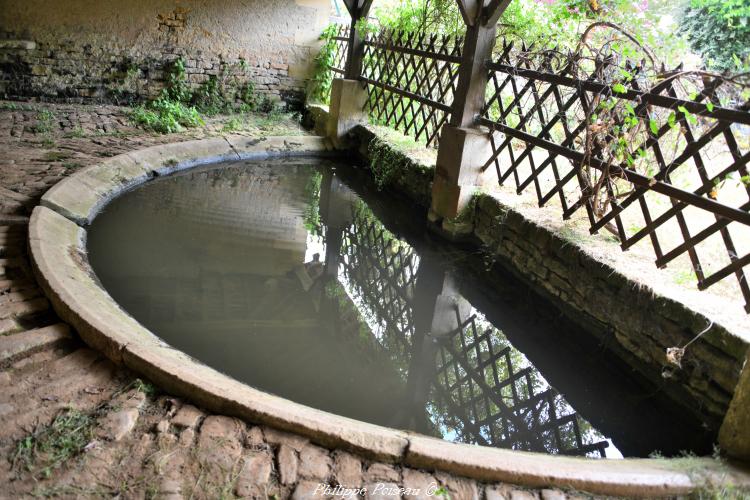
482,0,513,26
455,0,482,26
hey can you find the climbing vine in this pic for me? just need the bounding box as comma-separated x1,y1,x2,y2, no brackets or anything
309,25,341,105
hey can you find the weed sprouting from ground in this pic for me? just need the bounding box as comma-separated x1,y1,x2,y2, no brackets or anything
131,98,204,134
32,110,56,134
13,408,96,479
221,117,243,133
132,378,158,398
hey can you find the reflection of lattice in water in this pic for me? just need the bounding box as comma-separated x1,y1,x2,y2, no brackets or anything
432,308,609,457
338,207,420,364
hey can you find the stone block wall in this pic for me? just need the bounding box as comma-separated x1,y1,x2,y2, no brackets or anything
471,194,746,431
0,0,330,108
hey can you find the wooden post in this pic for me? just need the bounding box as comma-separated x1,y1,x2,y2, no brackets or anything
327,0,374,147
429,0,513,229
343,0,374,80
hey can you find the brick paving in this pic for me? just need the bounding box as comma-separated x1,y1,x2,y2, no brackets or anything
0,101,578,499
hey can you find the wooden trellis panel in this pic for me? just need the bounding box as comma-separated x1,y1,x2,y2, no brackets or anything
360,29,463,147
480,40,750,311
329,24,350,77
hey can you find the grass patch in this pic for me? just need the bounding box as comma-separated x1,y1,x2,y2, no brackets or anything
32,110,56,134
64,126,87,139
13,408,96,479
221,117,243,133
43,151,72,162
131,98,204,134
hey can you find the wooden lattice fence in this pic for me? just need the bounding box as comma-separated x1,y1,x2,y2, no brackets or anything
360,29,463,147
480,41,750,312
324,24,750,311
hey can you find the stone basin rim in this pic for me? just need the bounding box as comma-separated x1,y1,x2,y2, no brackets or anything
27,134,748,498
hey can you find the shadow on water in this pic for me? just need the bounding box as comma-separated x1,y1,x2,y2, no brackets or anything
86,157,714,459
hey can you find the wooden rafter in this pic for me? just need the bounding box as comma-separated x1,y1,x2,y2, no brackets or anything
454,0,482,26
482,0,513,25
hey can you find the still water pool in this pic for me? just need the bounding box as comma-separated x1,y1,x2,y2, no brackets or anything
87,157,713,458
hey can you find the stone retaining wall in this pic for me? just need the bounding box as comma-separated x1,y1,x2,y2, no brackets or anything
471,194,746,431
315,111,750,435
0,0,330,108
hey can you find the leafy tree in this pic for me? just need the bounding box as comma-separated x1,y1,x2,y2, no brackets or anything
680,0,750,71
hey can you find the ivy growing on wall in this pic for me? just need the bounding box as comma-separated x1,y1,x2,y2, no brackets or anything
308,25,342,105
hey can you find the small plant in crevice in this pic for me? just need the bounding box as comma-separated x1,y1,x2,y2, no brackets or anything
13,408,96,479
367,137,408,190
132,377,159,398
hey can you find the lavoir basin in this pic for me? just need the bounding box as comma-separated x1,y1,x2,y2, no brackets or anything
86,157,714,459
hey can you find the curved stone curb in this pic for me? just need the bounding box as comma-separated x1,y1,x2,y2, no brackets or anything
28,136,750,497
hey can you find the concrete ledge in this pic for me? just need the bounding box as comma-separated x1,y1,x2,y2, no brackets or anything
28,136,750,497
40,135,336,227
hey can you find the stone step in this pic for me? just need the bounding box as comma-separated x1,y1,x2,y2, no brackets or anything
0,215,29,226
0,297,49,320
0,279,37,293
0,323,71,368
0,185,34,205
0,288,41,306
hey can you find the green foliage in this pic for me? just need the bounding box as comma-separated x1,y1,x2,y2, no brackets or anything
238,81,259,112
680,0,750,71
309,24,342,104
13,408,96,479
130,56,271,133
192,75,226,115
131,98,204,134
32,109,56,134
162,58,192,103
367,136,408,190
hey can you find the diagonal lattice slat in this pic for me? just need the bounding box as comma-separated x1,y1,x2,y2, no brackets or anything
329,24,350,77
431,308,610,457
480,40,750,311
360,29,462,148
